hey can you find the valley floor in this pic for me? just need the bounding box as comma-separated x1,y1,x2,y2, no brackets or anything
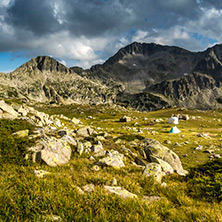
0,102,222,221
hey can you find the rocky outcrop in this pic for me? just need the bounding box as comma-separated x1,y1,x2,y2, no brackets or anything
143,139,188,176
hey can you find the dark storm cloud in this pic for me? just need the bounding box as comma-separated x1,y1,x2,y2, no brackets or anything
6,0,61,35
1,0,222,67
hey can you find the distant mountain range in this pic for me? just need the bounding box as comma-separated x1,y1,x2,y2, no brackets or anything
1,42,222,110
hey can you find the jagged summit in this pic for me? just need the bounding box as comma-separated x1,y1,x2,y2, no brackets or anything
17,56,69,73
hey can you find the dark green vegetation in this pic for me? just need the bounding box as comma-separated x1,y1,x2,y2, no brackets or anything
187,159,222,202
0,104,222,221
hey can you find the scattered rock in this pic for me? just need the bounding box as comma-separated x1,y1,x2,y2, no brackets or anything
34,170,51,178
13,129,29,137
73,185,84,195
91,141,104,155
44,215,62,221
89,156,95,161
97,155,125,168
195,145,203,150
83,184,95,192
149,155,174,174
209,154,221,159
104,186,137,199
164,140,171,144
119,116,131,122
61,135,77,146
92,165,100,171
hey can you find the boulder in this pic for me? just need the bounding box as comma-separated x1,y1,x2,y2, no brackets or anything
143,163,163,183
144,139,188,176
76,127,95,137
0,100,18,118
32,136,72,167
104,186,137,198
97,155,125,168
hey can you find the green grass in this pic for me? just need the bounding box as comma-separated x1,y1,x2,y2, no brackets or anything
0,104,222,221
0,119,36,165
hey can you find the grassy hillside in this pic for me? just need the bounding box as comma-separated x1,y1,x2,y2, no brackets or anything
0,104,222,221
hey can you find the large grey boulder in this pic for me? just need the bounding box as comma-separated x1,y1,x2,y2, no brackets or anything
0,100,18,118
31,136,72,167
144,139,188,175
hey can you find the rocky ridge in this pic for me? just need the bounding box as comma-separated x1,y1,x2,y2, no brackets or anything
2,42,222,110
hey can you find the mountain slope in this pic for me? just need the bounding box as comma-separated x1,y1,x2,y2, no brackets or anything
2,42,222,110
0,56,123,104
88,42,201,93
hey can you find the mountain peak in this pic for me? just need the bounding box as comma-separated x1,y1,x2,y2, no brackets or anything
35,56,69,73
17,56,69,73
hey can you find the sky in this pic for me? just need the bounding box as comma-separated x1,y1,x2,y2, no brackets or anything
0,0,222,73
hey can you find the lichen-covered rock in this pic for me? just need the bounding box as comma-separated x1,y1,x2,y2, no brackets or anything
13,129,29,138
143,163,163,183
144,139,188,176
97,155,125,168
32,136,72,167
104,186,137,198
